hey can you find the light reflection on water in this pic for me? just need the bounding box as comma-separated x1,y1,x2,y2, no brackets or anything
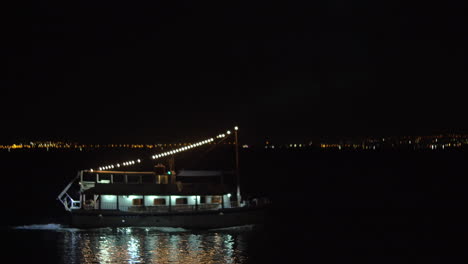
61,227,255,264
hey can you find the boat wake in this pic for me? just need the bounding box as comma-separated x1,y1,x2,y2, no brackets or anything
138,227,189,233
13,223,80,232
209,224,258,232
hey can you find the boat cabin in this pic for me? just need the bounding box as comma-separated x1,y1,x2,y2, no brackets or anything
74,164,235,213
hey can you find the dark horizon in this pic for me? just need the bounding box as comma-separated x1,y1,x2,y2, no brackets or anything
2,1,467,144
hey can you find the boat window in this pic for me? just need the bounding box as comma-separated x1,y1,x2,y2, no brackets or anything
83,173,96,182
113,174,125,183
175,198,188,205
132,198,143,206
211,196,222,204
142,175,154,183
156,175,168,184
127,175,140,184
153,198,166,205
199,196,206,204
98,174,111,183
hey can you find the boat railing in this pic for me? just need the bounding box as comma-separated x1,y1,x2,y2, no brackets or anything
88,203,225,213
57,172,82,211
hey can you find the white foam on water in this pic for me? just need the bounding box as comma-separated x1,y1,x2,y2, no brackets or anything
209,224,257,232
13,223,80,232
139,226,189,233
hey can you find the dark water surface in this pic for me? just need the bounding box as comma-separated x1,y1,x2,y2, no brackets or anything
5,225,266,264
2,148,468,263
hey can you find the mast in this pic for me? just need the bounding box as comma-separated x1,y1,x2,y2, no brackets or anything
234,126,241,206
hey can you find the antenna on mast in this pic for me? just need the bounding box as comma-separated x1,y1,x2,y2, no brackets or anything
234,125,241,206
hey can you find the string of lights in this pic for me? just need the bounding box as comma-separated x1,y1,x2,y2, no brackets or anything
93,126,238,172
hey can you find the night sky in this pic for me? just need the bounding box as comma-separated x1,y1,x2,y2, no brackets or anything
2,1,467,144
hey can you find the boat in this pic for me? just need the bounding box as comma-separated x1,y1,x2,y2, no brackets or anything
57,127,269,229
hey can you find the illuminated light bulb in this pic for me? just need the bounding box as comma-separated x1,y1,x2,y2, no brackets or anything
227,130,231,135
137,159,141,163
90,169,93,172
234,126,238,130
